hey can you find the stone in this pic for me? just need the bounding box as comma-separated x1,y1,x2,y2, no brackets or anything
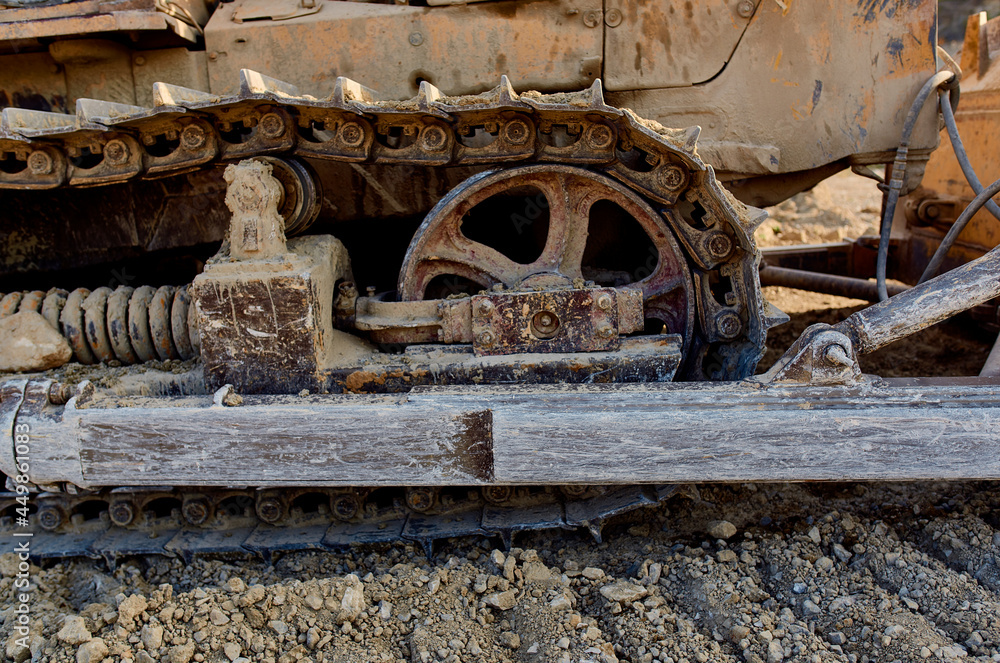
500,632,521,650
0,310,72,372
600,581,648,604
5,634,30,663
484,590,517,610
210,608,230,626
549,596,572,611
304,593,323,611
523,560,555,583
556,637,570,649
140,624,163,651
269,620,289,635
802,600,821,614
490,550,506,567
807,526,821,544
137,652,157,663
57,615,92,645
224,642,242,661
717,550,738,563
832,543,852,562
118,595,148,632
828,632,846,646
76,638,109,663
707,520,737,540
767,639,784,663
169,642,196,663
791,583,807,594
582,567,606,580
814,557,834,572
337,574,366,623
884,625,906,637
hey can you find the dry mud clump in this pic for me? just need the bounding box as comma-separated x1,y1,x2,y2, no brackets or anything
1,482,999,663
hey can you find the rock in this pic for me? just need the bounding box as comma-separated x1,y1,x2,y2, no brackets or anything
305,627,322,649
647,562,662,584
140,623,163,650
241,584,267,606
484,590,517,610
549,595,572,611
137,652,157,663
0,553,20,577
599,581,648,603
118,594,148,632
832,543,852,562
522,560,555,583
556,637,570,649
490,550,506,567
814,556,834,572
582,567,605,580
828,632,847,646
57,615,92,645
5,634,30,663
791,583,807,594
337,574,366,623
210,608,230,626
304,593,323,611
500,632,521,650
767,639,784,663
884,624,906,637
269,620,289,635
807,526,821,544
0,310,72,372
716,550,738,563
169,642,196,663
707,520,737,540
76,638,108,663
802,599,821,614
224,642,242,661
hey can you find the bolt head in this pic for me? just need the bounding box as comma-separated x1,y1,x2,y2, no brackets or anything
597,294,614,311
597,324,615,339
38,506,63,531
715,311,742,340
180,124,207,150
503,119,531,146
657,164,688,192
409,31,424,46
737,0,755,18
583,10,601,27
259,113,285,139
420,125,448,151
27,150,53,175
103,139,130,166
256,497,283,523
476,299,494,316
477,330,496,347
109,501,135,526
706,231,733,260
183,500,211,526
338,121,365,148
585,124,614,150
605,8,623,27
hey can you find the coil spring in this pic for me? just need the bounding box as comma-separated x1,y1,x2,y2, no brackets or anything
0,285,200,365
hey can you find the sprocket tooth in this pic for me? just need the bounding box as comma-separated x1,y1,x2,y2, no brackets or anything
330,76,377,106
239,69,303,99
152,82,222,108
2,108,77,136
76,98,147,126
682,125,701,152
586,78,607,107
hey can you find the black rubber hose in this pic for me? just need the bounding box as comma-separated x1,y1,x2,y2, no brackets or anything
939,87,1000,222
876,70,957,301
918,175,1000,284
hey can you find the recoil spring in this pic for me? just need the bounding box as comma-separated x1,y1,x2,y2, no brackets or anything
0,284,199,365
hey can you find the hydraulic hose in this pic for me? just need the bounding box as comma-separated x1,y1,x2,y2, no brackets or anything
918,175,1000,284
876,70,957,301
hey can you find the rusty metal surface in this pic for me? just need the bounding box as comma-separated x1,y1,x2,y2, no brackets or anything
608,0,939,200
603,0,755,90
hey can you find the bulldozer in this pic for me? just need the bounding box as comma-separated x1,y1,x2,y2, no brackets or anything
0,0,998,561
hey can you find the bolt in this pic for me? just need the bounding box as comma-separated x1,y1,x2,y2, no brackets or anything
47,382,72,405
706,231,733,260
208,52,218,61
256,497,284,524
658,164,687,192
477,329,496,347
503,119,531,146
476,299,494,316
823,344,852,367
604,8,623,27
180,124,207,150
583,10,601,28
409,31,424,46
597,324,615,339
737,0,756,18
333,494,360,520
597,294,614,311
924,204,941,220
27,150,53,175
109,501,135,527
38,505,63,531
483,486,513,504
103,139,129,166
420,125,448,151
182,499,211,526
586,124,614,150
258,113,285,139
406,487,436,512
134,56,146,66
338,121,365,148
715,311,742,340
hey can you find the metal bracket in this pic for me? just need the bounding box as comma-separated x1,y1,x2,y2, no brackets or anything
756,323,862,385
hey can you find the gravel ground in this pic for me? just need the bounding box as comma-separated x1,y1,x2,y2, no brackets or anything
2,483,999,663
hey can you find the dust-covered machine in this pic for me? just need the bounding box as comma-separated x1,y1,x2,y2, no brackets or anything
1,0,999,561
